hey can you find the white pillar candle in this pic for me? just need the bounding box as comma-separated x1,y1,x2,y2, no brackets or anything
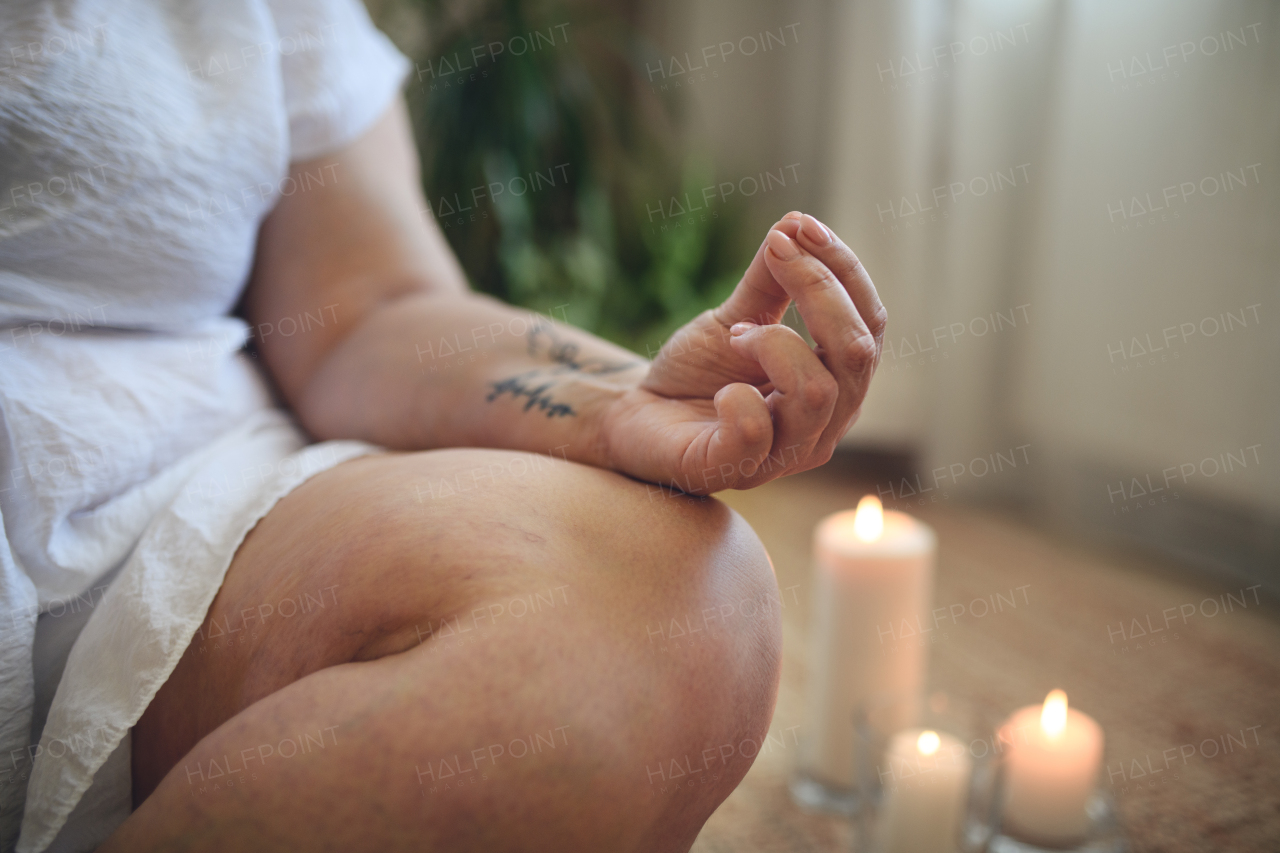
799,496,936,788
878,729,972,853
999,690,1104,844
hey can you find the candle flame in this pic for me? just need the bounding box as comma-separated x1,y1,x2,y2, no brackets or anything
853,495,883,542
917,730,941,756
1041,689,1068,737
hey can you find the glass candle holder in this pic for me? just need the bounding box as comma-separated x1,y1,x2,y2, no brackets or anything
790,708,888,818
961,752,1126,853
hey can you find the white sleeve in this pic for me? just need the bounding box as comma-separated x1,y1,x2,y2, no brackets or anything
265,0,411,161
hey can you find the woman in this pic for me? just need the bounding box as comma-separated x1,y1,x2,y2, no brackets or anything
0,0,885,850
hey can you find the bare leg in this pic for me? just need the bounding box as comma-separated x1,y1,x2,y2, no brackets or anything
104,449,781,852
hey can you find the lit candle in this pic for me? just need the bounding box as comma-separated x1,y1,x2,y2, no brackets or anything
878,729,972,853
999,690,1104,844
799,496,936,788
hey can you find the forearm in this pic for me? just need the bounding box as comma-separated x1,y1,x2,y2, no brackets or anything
241,101,880,493
296,290,647,464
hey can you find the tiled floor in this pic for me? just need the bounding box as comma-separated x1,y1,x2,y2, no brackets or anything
693,467,1280,852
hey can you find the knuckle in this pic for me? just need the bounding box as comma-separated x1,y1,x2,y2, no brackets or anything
843,333,878,368
798,263,840,293
798,374,838,410
826,251,856,282
843,252,868,281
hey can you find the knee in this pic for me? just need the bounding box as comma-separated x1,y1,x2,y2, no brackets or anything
410,451,783,844
306,447,786,768
640,527,783,846
371,451,783,846
551,475,783,846
626,488,783,733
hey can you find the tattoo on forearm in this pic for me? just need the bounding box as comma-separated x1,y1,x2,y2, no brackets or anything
487,371,576,417
527,319,640,375
487,320,646,417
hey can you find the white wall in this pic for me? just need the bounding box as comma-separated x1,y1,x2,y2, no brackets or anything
1013,1,1279,518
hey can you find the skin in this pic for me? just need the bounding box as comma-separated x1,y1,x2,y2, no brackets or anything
103,96,885,851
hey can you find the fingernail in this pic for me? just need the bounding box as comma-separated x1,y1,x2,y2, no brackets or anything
730,321,757,336
766,229,799,260
801,214,831,244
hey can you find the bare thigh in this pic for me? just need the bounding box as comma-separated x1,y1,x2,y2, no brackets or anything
115,448,781,852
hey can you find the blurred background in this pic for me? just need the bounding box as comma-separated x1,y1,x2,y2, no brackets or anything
366,0,1278,848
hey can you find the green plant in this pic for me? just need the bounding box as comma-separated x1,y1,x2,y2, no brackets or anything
402,0,749,353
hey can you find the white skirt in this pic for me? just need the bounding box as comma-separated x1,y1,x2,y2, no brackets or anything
0,320,379,852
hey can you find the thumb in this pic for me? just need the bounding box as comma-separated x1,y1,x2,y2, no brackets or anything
697,382,772,492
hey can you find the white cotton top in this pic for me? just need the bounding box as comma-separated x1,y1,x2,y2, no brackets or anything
0,1,408,850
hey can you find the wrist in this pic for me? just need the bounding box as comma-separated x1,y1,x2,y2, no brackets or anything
563,368,644,472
